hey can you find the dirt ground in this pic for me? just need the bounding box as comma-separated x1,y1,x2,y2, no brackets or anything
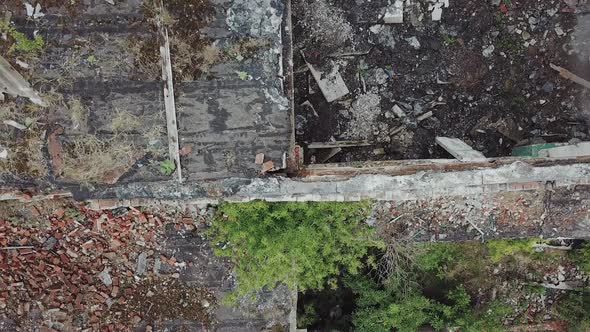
292,0,590,163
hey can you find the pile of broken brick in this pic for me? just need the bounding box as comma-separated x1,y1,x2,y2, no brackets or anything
0,204,207,331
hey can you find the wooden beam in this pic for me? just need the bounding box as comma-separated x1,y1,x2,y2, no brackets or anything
550,63,590,90
157,1,182,182
308,141,371,149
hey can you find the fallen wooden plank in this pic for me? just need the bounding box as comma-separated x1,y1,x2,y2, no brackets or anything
308,141,371,149
157,1,182,182
550,63,590,89
435,137,487,162
0,55,46,106
416,111,433,122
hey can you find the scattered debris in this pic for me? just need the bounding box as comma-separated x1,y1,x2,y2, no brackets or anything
435,137,487,161
0,147,7,159
98,267,113,286
392,104,406,118
3,120,26,130
482,44,495,58
179,144,193,157
405,36,421,49
255,153,265,165
373,148,385,155
416,111,433,122
300,100,318,117
135,252,147,276
261,160,274,173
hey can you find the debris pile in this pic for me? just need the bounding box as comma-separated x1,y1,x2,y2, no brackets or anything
294,0,590,163
0,204,213,330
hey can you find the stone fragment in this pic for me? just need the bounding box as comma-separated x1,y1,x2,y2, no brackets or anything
97,267,112,286
405,36,421,49
135,252,147,276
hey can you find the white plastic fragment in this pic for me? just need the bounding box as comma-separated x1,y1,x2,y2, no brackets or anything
482,45,495,58
432,6,443,21
0,147,7,160
24,3,45,19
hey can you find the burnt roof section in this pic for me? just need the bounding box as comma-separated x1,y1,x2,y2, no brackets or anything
0,0,290,188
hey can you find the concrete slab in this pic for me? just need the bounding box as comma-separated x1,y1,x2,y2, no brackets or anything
436,137,487,161
538,142,590,158
307,62,349,103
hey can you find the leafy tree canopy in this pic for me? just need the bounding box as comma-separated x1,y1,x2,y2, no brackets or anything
208,200,382,300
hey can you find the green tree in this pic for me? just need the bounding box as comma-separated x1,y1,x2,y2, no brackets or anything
209,201,381,301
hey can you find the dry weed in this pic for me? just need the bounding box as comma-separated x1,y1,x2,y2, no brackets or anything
61,134,138,183
0,133,46,177
110,110,141,133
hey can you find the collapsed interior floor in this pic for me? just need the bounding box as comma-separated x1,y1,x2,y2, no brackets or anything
292,0,590,164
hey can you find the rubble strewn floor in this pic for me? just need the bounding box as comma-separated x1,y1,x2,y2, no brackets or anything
0,199,290,331
293,0,590,163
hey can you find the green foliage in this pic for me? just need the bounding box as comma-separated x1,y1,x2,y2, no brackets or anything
209,201,381,301
349,275,509,332
552,292,590,332
571,242,590,274
443,35,457,45
0,21,44,54
297,304,317,328
64,207,81,219
158,160,176,175
485,238,539,263
415,242,459,277
236,71,249,80
498,35,523,53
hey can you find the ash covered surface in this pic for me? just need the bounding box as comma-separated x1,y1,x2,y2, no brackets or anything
293,0,590,163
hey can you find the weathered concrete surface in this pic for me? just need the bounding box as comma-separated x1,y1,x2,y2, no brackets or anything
76,162,590,204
